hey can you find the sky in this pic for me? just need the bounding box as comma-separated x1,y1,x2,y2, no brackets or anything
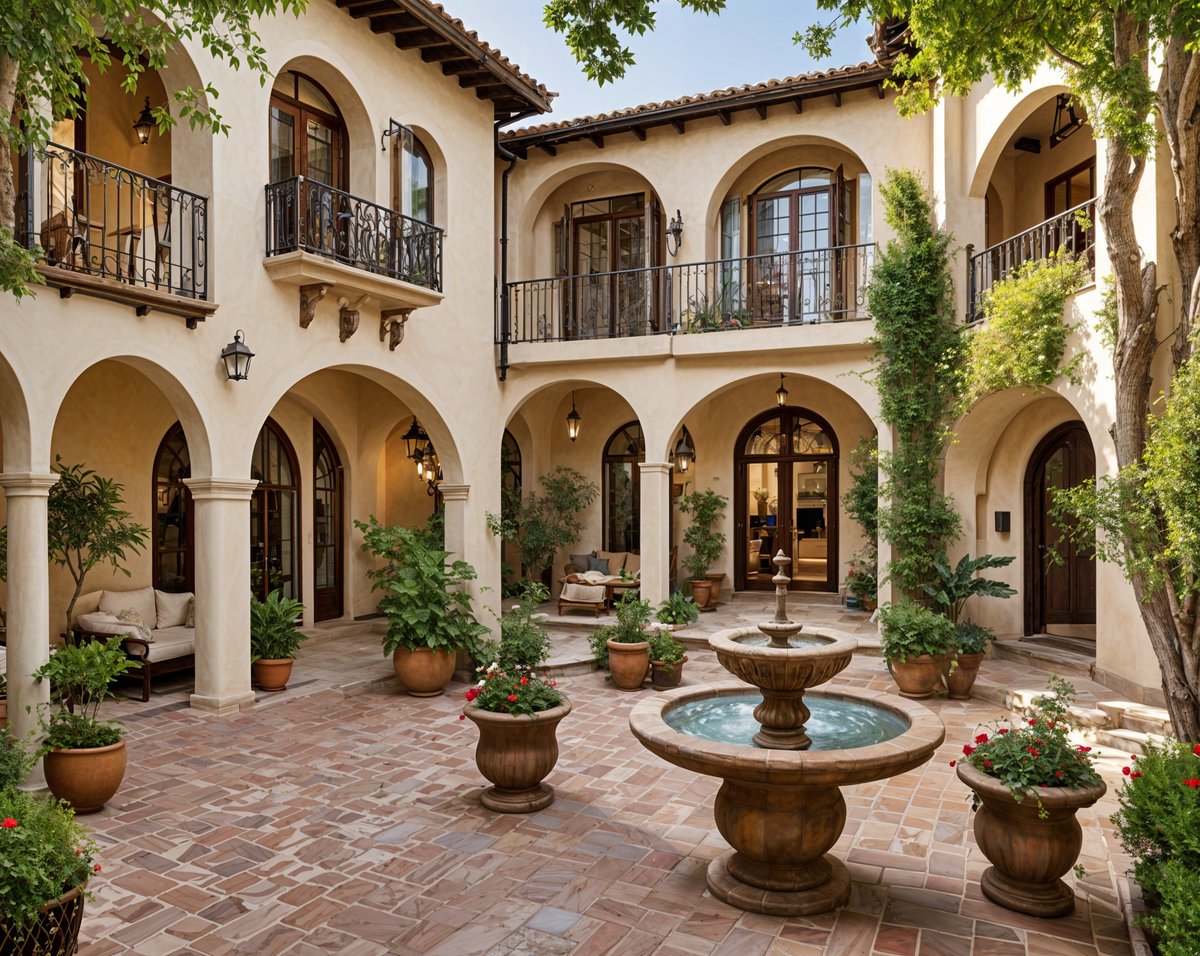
443,1,871,123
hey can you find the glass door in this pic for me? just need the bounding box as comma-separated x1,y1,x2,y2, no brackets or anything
313,423,342,621
250,420,300,602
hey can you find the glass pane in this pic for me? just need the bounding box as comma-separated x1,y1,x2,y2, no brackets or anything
746,459,779,578
306,120,334,186
605,462,638,552
409,149,431,223
857,174,872,245
297,75,337,114
606,423,644,458
799,168,833,188
792,418,834,455
760,170,801,194
611,193,643,212
744,417,784,456
1069,168,1093,205
792,460,828,583
271,71,295,97
269,107,295,183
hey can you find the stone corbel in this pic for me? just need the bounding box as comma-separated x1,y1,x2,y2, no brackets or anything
338,294,368,342
299,283,329,329
380,308,413,351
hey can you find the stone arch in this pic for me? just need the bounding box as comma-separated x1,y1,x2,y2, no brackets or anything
968,83,1070,199
0,349,36,474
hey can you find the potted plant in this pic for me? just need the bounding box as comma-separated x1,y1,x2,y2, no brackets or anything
946,620,994,699
486,467,598,585
954,676,1105,917
357,515,488,697
752,486,770,518
33,636,131,813
844,550,878,613
879,601,956,699
591,591,652,690
921,553,1015,694
656,591,700,631
648,626,688,690
478,581,552,672
0,732,99,954
249,590,308,692
678,487,727,609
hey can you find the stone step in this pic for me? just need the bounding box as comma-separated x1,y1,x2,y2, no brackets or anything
990,638,1096,682
1096,726,1158,757
1098,701,1173,736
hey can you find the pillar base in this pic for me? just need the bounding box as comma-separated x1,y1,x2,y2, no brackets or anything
190,691,256,715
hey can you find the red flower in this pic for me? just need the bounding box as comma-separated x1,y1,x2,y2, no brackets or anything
1028,718,1038,727
458,715,465,720
1027,747,1040,758
983,760,992,769
507,694,518,703
1186,778,1200,788
1055,770,1063,779
975,733,989,744
520,677,529,686
998,727,1009,735
1047,721,1055,729
465,688,479,702
948,760,956,767
93,864,101,873
1122,766,1132,776
1193,744,1200,757
962,744,976,757
1131,754,1138,760
1076,745,1091,753
0,818,16,830
1131,771,1142,779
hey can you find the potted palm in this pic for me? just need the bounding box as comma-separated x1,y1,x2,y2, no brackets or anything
954,676,1105,917
34,637,131,813
250,590,308,692
678,487,727,609
357,515,488,697
655,591,700,632
879,601,956,699
590,591,652,690
648,626,687,690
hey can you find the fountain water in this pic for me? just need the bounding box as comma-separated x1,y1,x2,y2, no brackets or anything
629,552,945,916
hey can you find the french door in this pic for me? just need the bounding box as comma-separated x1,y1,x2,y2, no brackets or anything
312,422,343,621
250,419,300,603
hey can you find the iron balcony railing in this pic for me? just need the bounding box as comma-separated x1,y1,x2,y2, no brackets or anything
17,143,209,300
264,176,443,292
967,198,1096,322
503,243,874,345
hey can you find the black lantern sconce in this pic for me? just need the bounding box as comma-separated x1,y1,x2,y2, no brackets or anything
401,416,427,461
666,210,684,257
133,97,155,146
220,331,253,381
1050,94,1083,148
566,391,582,442
775,373,789,407
673,427,695,473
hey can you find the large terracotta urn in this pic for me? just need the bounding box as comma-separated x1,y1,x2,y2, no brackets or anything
464,699,572,813
689,580,713,610
251,658,294,692
607,639,649,690
704,572,726,609
392,647,456,697
945,652,985,700
43,740,127,814
0,881,87,955
957,761,1107,917
887,655,942,699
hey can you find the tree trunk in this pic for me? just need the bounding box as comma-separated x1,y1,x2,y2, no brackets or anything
0,54,21,237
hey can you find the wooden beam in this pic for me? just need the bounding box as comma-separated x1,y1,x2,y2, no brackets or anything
755,104,767,120
537,143,557,156
473,84,513,100
420,44,461,62
671,119,685,134
441,57,487,76
588,133,604,149
717,108,731,126
793,97,804,114
368,12,420,32
392,28,444,48
632,126,647,141
343,0,395,17
833,91,842,107
457,72,498,89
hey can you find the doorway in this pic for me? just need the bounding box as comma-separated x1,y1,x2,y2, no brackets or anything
312,422,343,621
250,419,301,603
734,408,838,591
1024,422,1096,636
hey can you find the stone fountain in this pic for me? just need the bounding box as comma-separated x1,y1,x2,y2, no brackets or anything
629,552,945,916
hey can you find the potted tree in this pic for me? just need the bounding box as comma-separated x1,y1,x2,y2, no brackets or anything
655,591,700,632
591,591,653,690
955,676,1105,917
879,601,956,699
250,590,308,692
678,487,727,609
33,636,131,813
648,626,688,690
357,515,488,697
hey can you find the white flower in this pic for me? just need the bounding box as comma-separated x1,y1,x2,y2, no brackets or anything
486,662,499,673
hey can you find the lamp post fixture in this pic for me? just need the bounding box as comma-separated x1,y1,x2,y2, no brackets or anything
673,427,695,473
566,391,581,442
220,331,253,381
133,97,155,146
401,416,427,461
775,374,788,407
666,209,684,257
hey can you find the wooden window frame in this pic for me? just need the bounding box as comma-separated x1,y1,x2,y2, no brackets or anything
1044,157,1096,220
269,70,348,189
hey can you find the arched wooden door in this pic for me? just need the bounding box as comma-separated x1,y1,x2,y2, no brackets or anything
250,419,301,602
312,422,343,621
153,423,194,593
1024,422,1096,635
734,408,838,591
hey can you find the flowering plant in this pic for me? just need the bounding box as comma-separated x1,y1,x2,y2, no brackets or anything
465,662,564,718
954,676,1101,815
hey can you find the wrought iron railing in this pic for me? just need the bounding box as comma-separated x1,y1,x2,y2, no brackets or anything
503,243,874,344
17,143,208,300
264,176,443,292
967,198,1096,322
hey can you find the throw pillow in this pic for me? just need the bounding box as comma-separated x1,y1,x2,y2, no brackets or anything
155,590,193,628
186,597,195,629
569,553,593,573
99,586,156,627
587,556,610,574
116,609,154,643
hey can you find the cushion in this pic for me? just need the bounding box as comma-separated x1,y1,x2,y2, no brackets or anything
579,571,611,585
587,556,610,574
624,554,641,578
142,627,194,662
155,590,193,629
596,550,627,572
77,611,139,638
186,597,195,629
116,609,154,644
561,583,606,604
99,587,156,627
569,553,594,574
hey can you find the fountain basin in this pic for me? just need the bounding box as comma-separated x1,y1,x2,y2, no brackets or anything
709,626,857,693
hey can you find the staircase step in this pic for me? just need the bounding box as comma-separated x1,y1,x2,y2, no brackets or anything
991,639,1096,682
1096,726,1161,757
1098,701,1173,736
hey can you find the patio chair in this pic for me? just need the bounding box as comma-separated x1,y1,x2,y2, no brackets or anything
557,582,607,618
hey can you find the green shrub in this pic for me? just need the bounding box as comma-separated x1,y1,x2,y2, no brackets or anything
648,628,686,664
249,590,307,661
590,591,652,668
656,591,700,627
954,620,994,655
678,488,727,580
879,601,956,662
0,728,33,791
34,637,129,750
480,581,552,670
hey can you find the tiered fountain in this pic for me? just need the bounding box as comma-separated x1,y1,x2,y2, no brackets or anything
630,552,945,916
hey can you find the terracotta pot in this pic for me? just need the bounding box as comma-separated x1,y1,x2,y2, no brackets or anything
392,647,457,697
945,652,985,700
650,657,687,691
251,658,294,692
0,881,87,955
607,639,650,690
44,740,127,814
957,761,1106,917
464,698,572,813
862,599,878,613
0,697,7,725
704,572,726,608
887,655,942,700
689,579,713,611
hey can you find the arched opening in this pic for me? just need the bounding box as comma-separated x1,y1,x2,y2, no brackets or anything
153,423,194,594
312,420,343,621
603,421,644,553
269,69,348,189
734,407,838,592
1024,421,1096,638
250,419,301,603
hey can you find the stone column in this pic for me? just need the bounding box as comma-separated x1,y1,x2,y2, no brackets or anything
184,477,258,715
0,473,58,789
639,462,673,607
438,483,478,680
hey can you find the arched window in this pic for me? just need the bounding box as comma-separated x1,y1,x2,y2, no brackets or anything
313,422,342,621
604,421,644,552
501,429,522,498
153,424,193,593
250,419,301,602
269,69,348,188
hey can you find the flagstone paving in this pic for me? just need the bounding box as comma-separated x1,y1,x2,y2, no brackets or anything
83,621,1138,955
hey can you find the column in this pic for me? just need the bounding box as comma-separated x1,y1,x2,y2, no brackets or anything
639,462,673,607
184,477,258,715
0,473,58,789
438,483,480,680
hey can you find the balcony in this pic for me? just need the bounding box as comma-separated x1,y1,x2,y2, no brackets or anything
503,243,873,346
967,199,1096,322
17,144,214,326
263,177,444,334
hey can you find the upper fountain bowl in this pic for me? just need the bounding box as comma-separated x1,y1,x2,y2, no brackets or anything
709,625,857,693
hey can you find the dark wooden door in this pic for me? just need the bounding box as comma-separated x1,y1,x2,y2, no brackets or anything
1025,422,1096,633
313,422,343,622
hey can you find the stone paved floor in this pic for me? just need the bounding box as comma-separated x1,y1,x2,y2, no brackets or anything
81,621,1138,956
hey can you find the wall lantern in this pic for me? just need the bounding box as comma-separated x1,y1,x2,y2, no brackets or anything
666,209,684,257
401,416,428,461
220,331,253,381
673,427,695,473
1050,94,1083,148
133,97,155,146
566,391,582,442
775,373,789,407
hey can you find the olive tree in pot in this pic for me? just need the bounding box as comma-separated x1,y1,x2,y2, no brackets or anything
357,515,488,697
250,590,308,692
678,487,727,609
879,601,956,700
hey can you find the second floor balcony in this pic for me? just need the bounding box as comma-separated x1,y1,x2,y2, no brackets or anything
504,242,875,345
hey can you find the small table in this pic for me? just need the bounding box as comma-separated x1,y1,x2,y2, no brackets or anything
605,580,640,608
